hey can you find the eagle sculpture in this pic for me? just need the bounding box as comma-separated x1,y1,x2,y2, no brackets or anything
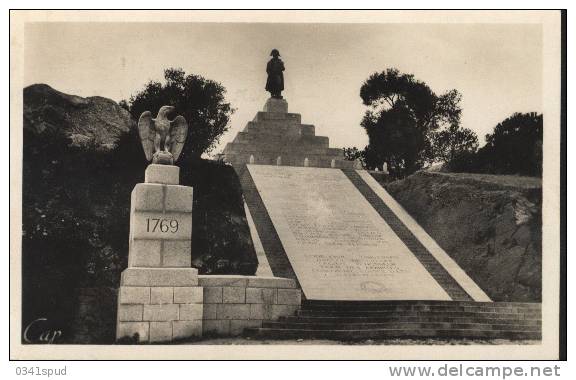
138,106,188,165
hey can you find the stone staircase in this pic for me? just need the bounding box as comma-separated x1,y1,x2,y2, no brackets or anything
245,300,542,341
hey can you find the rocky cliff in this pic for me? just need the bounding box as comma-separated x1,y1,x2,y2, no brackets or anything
386,171,542,302
24,84,134,150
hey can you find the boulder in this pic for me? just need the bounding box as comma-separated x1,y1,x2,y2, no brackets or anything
24,83,134,150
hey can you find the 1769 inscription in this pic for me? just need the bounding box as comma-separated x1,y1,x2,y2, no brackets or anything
132,212,191,240
146,217,179,233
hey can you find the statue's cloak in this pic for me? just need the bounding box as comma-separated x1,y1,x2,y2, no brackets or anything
265,58,285,93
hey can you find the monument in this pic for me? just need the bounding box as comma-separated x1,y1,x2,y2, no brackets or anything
223,53,491,303
116,108,204,343
220,54,540,341
112,54,540,341
114,55,539,343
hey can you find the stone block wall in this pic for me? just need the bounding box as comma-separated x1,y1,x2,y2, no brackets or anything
199,275,301,337
117,268,203,343
116,272,302,342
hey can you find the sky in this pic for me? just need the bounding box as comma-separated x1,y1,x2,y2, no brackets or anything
24,22,542,154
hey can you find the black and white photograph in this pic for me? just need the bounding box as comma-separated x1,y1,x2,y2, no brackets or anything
9,9,565,361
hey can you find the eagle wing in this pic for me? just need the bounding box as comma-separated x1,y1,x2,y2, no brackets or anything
169,115,188,162
138,111,156,162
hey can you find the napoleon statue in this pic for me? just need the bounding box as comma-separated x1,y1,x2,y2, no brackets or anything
265,49,285,99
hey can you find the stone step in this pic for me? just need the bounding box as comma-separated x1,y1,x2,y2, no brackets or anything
262,321,542,331
247,123,301,132
297,309,541,319
245,300,540,341
301,304,540,314
303,300,541,309
245,327,541,341
253,112,302,123
227,143,333,154
242,127,301,137
280,315,541,325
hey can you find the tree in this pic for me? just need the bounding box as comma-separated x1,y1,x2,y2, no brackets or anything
432,123,479,164
123,68,234,164
343,147,366,166
359,68,465,178
361,104,425,176
478,112,543,176
442,112,543,176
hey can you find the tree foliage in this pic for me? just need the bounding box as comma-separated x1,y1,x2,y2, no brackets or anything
342,147,365,165
443,112,543,176
432,124,479,163
123,68,234,162
478,113,543,176
358,68,473,178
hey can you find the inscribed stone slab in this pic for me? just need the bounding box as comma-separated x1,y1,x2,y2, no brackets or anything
247,165,451,301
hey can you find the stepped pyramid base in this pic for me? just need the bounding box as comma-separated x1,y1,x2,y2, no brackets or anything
244,300,542,341
222,98,354,169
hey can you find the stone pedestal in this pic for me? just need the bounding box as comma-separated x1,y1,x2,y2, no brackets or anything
116,164,203,343
263,97,288,113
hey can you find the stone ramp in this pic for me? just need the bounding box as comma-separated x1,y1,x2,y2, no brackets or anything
342,169,473,301
245,300,542,341
244,165,490,302
247,165,452,301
